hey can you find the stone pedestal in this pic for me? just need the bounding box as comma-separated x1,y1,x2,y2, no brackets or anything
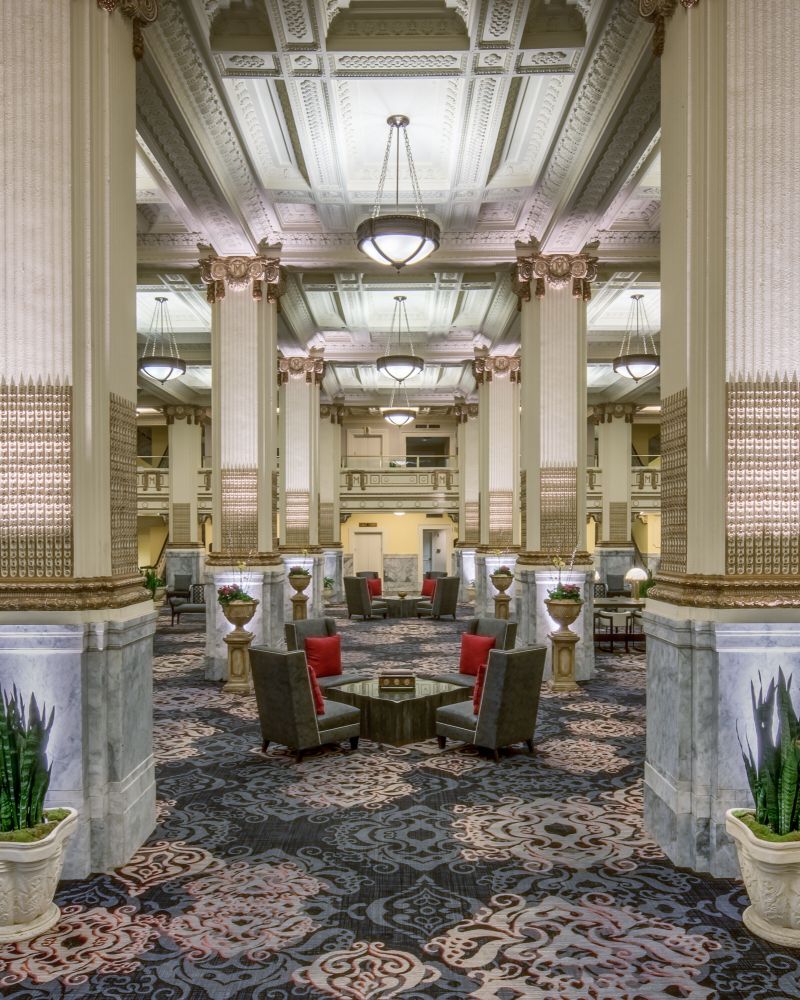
205,565,285,680
221,601,258,695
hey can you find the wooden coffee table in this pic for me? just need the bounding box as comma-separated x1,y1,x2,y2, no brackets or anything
325,677,471,747
383,595,423,618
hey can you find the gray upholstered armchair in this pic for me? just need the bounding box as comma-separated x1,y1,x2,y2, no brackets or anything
435,646,546,760
431,617,518,688
416,575,459,620
344,576,388,620
250,648,361,763
283,617,362,689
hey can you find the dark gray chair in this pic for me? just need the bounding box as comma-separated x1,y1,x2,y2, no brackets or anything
171,583,207,624
432,618,518,689
344,576,388,620
355,571,379,579
593,582,607,598
606,574,630,597
436,646,547,761
167,573,191,601
250,647,361,763
424,571,448,580
416,575,459,620
284,617,362,689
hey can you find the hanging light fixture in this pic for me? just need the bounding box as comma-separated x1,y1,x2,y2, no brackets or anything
137,296,186,383
376,295,424,383
612,293,660,382
381,378,417,427
356,114,440,270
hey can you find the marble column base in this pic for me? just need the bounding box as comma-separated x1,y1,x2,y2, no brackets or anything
594,545,635,588
514,566,594,682
0,604,157,878
454,549,476,603
343,553,354,577
644,608,800,877
165,546,204,589
323,549,343,602
204,565,285,680
475,554,518,618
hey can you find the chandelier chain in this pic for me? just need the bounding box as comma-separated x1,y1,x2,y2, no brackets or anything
403,129,426,219
371,125,394,219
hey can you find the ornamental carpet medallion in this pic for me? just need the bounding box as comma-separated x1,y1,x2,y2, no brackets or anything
1,607,799,998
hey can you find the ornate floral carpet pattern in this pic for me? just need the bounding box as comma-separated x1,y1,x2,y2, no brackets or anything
2,610,800,998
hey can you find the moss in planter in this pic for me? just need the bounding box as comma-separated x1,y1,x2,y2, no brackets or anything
733,809,800,844
0,808,71,844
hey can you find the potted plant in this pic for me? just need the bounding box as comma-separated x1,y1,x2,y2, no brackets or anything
0,687,77,943
545,549,583,632
141,566,164,605
323,576,335,601
217,582,258,630
727,669,800,947
489,564,514,594
466,579,476,603
287,565,312,596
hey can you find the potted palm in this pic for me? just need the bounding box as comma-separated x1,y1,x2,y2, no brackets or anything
141,566,164,605
727,669,800,946
0,687,77,943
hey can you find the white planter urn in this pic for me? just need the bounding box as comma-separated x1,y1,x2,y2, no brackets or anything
726,809,800,947
0,808,78,943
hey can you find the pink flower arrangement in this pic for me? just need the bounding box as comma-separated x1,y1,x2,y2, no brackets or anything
217,584,253,605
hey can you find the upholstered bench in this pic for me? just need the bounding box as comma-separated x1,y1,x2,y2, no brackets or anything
170,584,207,625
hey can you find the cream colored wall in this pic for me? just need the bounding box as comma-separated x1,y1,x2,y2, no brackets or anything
138,424,168,467
137,517,168,568
633,513,661,555
342,418,457,463
342,511,455,552
632,424,660,466
586,517,597,554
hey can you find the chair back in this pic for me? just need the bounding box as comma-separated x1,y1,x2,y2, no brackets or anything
593,582,607,598
344,576,371,616
466,617,517,650
285,617,337,651
432,576,460,616
475,646,546,749
250,647,320,750
355,571,379,579
168,574,192,595
424,570,448,580
606,574,628,596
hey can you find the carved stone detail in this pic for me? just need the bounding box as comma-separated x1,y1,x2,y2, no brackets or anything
278,356,325,385
220,467,258,555
649,572,800,610
0,575,147,612
162,404,211,425
638,0,700,57
514,249,598,301
473,355,520,384
589,403,638,424
96,0,158,61
110,394,139,577
454,400,479,423
199,252,281,302
660,389,688,575
540,466,578,554
0,380,72,580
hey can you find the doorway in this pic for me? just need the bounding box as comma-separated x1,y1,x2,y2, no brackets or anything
353,531,383,576
421,528,448,576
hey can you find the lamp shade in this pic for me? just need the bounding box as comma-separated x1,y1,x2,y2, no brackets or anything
625,567,648,582
613,353,660,382
357,215,440,270
137,355,187,383
138,296,186,384
376,353,424,383
381,407,416,427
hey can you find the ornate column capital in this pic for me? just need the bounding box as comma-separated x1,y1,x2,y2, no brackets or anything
96,0,158,60
453,399,479,422
162,404,211,426
278,356,325,386
589,403,638,425
199,244,283,304
638,0,700,57
472,355,520,385
513,244,599,303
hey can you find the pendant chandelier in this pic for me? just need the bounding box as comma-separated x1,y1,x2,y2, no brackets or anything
356,114,440,271
381,378,417,427
376,295,424,383
613,293,660,382
137,296,186,383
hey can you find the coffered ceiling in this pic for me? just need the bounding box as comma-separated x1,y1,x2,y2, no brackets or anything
135,0,662,411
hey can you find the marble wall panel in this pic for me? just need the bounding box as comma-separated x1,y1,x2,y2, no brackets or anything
383,555,418,592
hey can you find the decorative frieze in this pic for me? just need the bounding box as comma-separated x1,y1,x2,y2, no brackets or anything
650,572,800,609
514,248,598,302
278,356,325,385
199,250,281,303
659,389,688,574
0,380,72,580
638,0,700,57
488,490,514,548
540,466,578,553
473,356,520,385
96,0,158,61
162,405,210,425
109,394,139,577
727,379,800,578
220,467,258,554
589,403,638,424
454,400,479,422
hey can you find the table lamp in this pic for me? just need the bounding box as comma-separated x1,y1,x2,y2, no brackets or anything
625,566,649,600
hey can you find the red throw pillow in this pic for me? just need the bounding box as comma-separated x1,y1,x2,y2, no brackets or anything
473,660,488,715
421,578,437,598
307,664,325,715
304,635,342,678
459,633,496,676
367,577,382,598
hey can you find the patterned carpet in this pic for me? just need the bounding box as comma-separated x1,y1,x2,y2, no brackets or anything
2,609,799,999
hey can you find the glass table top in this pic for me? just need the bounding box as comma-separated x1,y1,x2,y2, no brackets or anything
334,677,463,703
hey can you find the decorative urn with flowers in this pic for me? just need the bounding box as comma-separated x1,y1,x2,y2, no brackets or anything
217,582,258,694
287,565,311,621
545,550,583,692
489,564,514,620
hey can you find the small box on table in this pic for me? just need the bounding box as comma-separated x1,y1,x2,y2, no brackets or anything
378,672,416,691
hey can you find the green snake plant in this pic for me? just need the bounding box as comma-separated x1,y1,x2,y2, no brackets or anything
738,669,800,836
0,687,54,832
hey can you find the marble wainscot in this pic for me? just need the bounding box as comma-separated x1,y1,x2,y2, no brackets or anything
323,548,343,601
593,544,635,589
0,605,157,878
644,608,800,877
343,553,354,578
165,546,205,590
515,563,595,682
454,548,477,603
282,554,323,620
384,555,418,593
205,564,285,680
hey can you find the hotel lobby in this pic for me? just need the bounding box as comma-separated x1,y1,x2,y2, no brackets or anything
2,0,800,996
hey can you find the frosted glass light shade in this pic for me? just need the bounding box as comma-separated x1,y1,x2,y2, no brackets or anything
376,353,424,382
625,567,648,582
381,407,417,427
613,354,660,381
138,356,186,383
357,215,440,270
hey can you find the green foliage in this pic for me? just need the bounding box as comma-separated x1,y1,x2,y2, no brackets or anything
0,687,54,833
640,577,657,598
323,577,335,589
738,669,800,836
288,566,311,576
141,566,164,597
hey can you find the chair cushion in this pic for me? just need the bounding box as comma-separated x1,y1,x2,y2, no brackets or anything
317,699,360,732
307,665,325,715
436,700,478,732
190,583,205,603
430,672,475,688
421,578,437,598
305,635,342,678
176,603,206,615
473,661,488,714
459,634,496,676
367,577,383,598
317,672,363,690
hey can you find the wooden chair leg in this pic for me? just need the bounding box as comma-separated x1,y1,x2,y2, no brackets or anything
437,735,446,749
525,738,534,753
492,749,500,763
294,749,305,764
349,736,359,750
261,740,270,753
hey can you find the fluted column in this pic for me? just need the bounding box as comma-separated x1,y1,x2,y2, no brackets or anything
319,401,343,601
513,263,595,679
202,259,283,677
594,408,635,584
645,0,800,876
0,0,157,877
164,405,206,588
454,399,479,600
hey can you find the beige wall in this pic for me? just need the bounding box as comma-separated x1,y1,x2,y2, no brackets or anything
137,516,168,568
633,512,661,555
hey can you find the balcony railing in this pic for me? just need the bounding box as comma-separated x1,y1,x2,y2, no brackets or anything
341,454,457,470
